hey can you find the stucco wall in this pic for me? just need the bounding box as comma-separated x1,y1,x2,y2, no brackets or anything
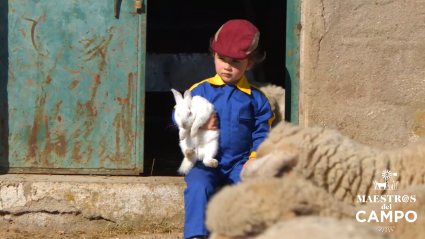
300,0,425,149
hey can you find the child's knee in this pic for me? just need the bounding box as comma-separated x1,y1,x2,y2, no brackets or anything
186,173,218,194
186,175,217,193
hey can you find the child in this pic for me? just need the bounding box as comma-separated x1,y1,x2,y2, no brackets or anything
172,19,275,239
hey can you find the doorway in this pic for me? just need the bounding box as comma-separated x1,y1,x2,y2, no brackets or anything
142,0,287,176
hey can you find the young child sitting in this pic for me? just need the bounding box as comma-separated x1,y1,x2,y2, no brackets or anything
172,19,275,239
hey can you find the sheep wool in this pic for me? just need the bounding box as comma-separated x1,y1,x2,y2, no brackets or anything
256,84,285,124
205,175,356,238
248,80,286,124
206,174,425,239
255,217,396,239
365,185,425,239
243,121,425,205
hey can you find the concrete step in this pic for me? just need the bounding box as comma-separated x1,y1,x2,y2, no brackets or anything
0,174,186,235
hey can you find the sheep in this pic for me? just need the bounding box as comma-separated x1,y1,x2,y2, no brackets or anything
241,121,425,205
254,83,286,124
247,77,286,124
205,174,358,238
206,122,425,239
254,217,396,239
205,173,425,239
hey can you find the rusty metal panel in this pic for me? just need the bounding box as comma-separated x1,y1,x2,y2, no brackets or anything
2,0,146,174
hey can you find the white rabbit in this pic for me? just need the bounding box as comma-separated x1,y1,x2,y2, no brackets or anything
171,88,220,175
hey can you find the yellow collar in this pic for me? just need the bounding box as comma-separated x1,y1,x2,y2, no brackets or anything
207,74,251,95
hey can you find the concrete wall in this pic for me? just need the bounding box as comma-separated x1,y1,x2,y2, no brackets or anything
300,0,425,149
0,175,185,234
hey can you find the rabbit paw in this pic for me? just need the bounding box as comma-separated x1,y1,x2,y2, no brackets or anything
178,158,194,175
179,129,187,140
203,158,218,168
185,149,195,159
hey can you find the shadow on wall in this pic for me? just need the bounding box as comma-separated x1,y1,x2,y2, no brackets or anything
0,2,9,174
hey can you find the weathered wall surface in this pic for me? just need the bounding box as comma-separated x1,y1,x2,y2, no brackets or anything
300,0,425,149
0,175,185,234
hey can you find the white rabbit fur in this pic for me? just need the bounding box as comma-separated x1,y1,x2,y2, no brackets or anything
171,89,220,175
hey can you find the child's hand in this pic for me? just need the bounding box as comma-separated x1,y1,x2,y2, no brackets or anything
243,157,255,169
201,113,218,130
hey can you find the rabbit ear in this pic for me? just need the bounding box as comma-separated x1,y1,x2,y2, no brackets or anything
171,89,183,105
184,90,192,104
183,90,192,99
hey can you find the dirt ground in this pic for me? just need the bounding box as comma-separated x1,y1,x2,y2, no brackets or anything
1,229,182,239
1,221,182,239
2,230,113,239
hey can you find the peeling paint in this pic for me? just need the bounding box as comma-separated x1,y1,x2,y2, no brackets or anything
5,0,146,174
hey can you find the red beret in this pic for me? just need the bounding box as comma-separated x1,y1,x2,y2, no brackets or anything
211,19,260,60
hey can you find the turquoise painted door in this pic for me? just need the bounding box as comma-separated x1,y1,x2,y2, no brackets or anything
0,0,146,175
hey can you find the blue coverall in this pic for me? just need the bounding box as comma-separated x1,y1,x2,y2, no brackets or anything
172,74,275,238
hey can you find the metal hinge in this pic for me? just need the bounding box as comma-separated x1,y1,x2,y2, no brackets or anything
134,0,143,10
114,0,122,18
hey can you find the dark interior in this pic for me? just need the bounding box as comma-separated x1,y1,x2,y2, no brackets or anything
142,0,287,176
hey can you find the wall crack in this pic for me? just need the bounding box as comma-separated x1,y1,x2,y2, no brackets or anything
0,209,116,223
318,0,326,59
0,210,81,217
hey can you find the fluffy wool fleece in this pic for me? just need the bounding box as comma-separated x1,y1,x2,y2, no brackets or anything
248,79,286,124
254,217,395,239
255,84,286,124
206,173,425,239
242,121,425,205
205,121,425,239
205,175,356,238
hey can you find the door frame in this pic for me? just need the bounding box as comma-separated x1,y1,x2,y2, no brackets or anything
285,0,300,125
136,0,147,174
